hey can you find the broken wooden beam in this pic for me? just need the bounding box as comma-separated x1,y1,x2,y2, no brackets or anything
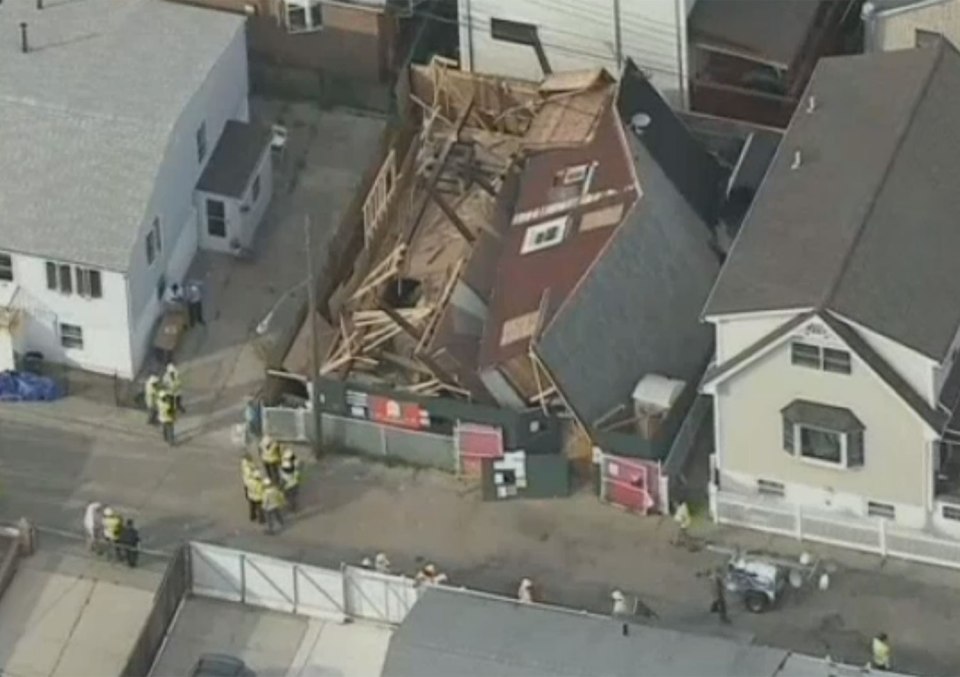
428,187,476,244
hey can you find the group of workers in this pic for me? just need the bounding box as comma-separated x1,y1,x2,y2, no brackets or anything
83,501,141,567
241,435,301,534
144,362,184,446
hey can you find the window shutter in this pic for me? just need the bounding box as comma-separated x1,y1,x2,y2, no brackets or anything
59,264,72,294
46,262,57,290
90,270,102,299
847,430,864,467
782,417,795,454
75,268,88,296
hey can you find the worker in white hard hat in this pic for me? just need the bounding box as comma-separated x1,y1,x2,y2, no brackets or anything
416,563,448,586
611,589,630,616
102,507,123,561
374,552,391,574
518,578,535,603
279,447,301,513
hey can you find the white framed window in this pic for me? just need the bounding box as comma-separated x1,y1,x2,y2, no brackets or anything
75,267,102,299
790,341,851,374
0,253,13,282
867,501,895,520
59,323,83,350
46,261,73,294
782,400,864,469
284,0,322,33
942,504,960,522
521,216,569,254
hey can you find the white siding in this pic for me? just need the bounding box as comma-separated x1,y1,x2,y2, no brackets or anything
458,0,689,104
713,311,799,363
126,23,250,370
195,146,272,254
4,255,133,377
866,0,960,52
714,336,930,511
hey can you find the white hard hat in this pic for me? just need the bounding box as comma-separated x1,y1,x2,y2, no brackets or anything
103,507,115,517
520,578,532,589
424,563,437,575
282,448,294,459
263,478,272,486
262,435,273,446
611,589,625,601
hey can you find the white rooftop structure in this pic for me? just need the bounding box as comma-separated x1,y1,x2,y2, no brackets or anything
0,0,244,271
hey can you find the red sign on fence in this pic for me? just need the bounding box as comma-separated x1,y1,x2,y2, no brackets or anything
600,455,660,515
456,423,504,476
368,396,429,430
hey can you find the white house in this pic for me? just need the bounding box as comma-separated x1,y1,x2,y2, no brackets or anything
863,0,960,52
700,44,960,557
456,0,697,104
0,0,271,379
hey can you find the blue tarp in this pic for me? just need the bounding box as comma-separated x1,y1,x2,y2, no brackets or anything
0,371,63,402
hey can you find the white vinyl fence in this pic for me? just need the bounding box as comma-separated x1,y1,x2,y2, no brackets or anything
712,490,960,570
188,542,423,625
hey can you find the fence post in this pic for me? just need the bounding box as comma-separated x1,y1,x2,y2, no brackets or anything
879,518,887,558
794,503,803,542
240,553,247,604
380,425,387,457
292,564,300,615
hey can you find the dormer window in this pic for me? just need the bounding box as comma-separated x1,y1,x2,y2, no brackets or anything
284,0,322,33
521,215,569,254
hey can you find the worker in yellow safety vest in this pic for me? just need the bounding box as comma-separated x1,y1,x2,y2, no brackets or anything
164,362,184,413
872,633,891,670
102,507,123,561
246,470,264,524
157,391,176,446
279,448,301,513
144,374,161,425
261,478,286,534
260,435,281,484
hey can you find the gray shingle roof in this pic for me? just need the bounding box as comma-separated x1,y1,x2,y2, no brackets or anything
704,44,960,361
196,121,271,198
537,133,720,427
381,588,791,677
0,0,244,271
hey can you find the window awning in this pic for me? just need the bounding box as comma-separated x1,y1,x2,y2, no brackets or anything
781,399,863,433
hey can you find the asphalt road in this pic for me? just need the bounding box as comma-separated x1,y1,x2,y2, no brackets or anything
1,412,957,676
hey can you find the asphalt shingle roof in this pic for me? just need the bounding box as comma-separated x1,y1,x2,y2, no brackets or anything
196,121,271,198
704,44,960,361
0,0,244,271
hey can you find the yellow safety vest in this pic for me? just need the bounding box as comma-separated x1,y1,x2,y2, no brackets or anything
261,441,281,464
872,639,891,668
165,370,181,396
103,515,122,541
263,485,285,511
247,477,264,502
280,461,300,488
241,458,255,481
158,398,175,424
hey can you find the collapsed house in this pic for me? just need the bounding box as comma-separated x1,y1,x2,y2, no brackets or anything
270,57,732,510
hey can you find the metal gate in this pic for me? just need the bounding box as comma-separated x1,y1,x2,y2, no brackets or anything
455,423,504,476
341,565,423,625
599,454,661,515
262,405,311,442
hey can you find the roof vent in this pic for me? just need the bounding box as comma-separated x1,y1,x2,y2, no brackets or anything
806,95,816,113
630,112,651,135
791,149,802,170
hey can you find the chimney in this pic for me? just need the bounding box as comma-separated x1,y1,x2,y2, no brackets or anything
19,22,28,53
791,149,802,170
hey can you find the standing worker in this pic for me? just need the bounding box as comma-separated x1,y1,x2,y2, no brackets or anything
144,374,161,426
262,478,285,534
673,500,691,545
246,469,265,524
260,435,281,484
186,280,205,327
279,448,301,513
872,633,891,671
118,519,141,568
710,569,730,624
517,578,535,603
83,501,103,554
164,362,185,413
158,391,177,446
102,507,123,561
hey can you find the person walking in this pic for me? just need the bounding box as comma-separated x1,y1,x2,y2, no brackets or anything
262,478,285,534
872,632,891,671
186,280,205,327
279,448,301,513
260,436,281,484
611,590,630,617
118,519,140,568
673,500,691,546
158,392,177,446
143,374,161,426
83,501,103,554
517,578,535,603
102,507,123,561
710,570,730,624
164,363,185,413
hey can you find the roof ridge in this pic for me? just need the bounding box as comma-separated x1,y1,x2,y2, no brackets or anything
822,45,946,311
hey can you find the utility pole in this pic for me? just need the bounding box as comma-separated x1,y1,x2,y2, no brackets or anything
304,216,322,458
613,0,623,70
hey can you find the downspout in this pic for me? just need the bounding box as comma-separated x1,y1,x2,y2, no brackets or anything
675,0,690,108
613,0,623,70
463,0,474,71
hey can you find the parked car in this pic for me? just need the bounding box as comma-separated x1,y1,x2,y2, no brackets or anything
191,654,255,677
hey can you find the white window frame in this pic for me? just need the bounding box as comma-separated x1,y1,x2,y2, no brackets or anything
790,341,851,374
521,216,569,254
59,322,84,350
75,267,102,299
792,423,847,468
283,0,323,33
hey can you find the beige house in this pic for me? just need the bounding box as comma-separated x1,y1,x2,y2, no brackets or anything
863,0,960,51
701,43,960,557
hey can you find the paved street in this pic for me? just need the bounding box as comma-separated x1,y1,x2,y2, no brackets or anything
0,407,958,676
